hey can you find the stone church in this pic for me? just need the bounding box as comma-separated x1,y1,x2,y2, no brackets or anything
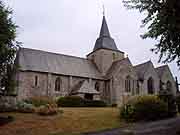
15,15,177,106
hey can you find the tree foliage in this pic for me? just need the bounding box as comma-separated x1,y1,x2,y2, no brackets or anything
0,1,19,94
123,0,180,66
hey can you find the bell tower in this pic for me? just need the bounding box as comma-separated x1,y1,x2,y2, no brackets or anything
87,15,124,76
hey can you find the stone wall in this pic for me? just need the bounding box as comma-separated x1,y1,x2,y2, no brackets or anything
17,71,107,101
159,68,177,95
17,71,48,100
16,63,175,106
140,64,160,95
49,74,69,97
109,59,138,106
87,49,124,75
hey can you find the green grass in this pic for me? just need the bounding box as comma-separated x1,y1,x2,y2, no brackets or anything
0,108,126,135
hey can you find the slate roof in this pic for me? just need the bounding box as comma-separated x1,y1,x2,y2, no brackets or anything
70,80,99,95
134,61,153,79
70,80,85,95
155,65,169,78
106,58,132,77
17,48,104,79
99,16,111,37
93,16,119,52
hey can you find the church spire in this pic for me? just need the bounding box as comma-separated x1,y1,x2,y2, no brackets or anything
93,15,118,52
99,16,111,37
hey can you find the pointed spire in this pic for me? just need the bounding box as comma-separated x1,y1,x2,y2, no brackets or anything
99,16,111,37
93,16,119,52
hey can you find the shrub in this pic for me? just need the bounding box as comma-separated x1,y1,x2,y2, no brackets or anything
57,96,84,107
159,93,177,117
120,95,168,122
84,100,107,107
24,96,56,107
0,103,16,112
36,104,58,116
0,96,17,112
16,101,35,113
57,96,107,107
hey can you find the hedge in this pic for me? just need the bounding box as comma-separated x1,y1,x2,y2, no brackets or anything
57,96,84,107
83,100,107,107
120,95,169,122
57,96,107,107
159,93,177,117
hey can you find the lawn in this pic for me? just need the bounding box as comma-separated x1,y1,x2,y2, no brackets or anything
0,108,126,135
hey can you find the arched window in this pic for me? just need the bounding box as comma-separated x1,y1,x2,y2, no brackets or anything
166,81,172,92
95,82,100,91
34,75,38,87
55,77,61,91
136,81,140,94
125,76,131,92
147,77,154,94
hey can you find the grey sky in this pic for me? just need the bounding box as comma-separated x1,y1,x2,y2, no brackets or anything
5,0,180,82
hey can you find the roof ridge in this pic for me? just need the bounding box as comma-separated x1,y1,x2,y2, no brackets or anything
155,65,170,78
106,58,129,77
155,65,168,69
20,47,88,61
134,60,152,68
134,60,153,79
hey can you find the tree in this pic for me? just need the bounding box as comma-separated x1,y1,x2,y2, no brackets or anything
0,1,19,94
123,0,180,67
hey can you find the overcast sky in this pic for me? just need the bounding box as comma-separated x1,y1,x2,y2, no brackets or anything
5,0,180,82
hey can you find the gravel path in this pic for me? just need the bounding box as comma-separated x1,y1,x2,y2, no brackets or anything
84,117,180,135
